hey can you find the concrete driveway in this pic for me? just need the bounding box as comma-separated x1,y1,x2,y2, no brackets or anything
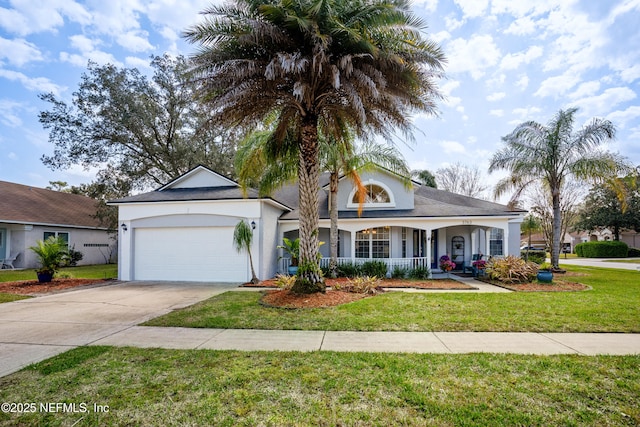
0,281,239,377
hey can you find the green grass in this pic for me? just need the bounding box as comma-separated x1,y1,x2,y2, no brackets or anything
145,266,640,332
0,293,29,303
0,264,117,282
0,347,638,426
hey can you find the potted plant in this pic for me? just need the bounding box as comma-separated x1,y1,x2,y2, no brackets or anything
439,255,456,277
29,236,66,283
537,262,553,283
472,259,487,277
278,237,300,275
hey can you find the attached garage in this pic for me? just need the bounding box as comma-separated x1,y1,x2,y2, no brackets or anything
133,226,248,282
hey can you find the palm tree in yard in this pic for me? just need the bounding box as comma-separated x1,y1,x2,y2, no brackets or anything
489,107,627,270
233,220,259,284
185,0,445,293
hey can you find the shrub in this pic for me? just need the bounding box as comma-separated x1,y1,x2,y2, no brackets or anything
408,265,431,280
274,274,296,290
361,260,388,277
486,255,538,284
337,262,362,278
61,245,83,267
391,266,409,279
521,251,546,264
333,276,383,295
575,241,628,258
628,247,640,257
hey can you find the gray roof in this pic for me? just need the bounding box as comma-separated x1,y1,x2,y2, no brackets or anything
276,177,523,220
111,186,260,203
0,180,105,229
110,170,522,220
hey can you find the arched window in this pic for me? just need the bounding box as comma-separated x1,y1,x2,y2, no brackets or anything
347,181,395,209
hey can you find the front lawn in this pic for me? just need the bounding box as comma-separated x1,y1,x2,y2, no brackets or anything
145,266,640,332
0,293,29,303
0,347,638,426
0,264,117,282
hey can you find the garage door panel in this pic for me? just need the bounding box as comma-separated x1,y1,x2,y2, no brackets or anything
134,227,248,282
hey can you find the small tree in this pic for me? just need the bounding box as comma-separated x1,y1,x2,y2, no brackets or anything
29,236,66,281
233,220,259,284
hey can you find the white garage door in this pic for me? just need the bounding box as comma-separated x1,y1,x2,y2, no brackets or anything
133,227,248,282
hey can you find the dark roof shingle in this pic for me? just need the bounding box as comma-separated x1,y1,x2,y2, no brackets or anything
0,181,105,229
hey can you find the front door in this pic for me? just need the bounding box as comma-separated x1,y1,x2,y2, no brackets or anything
0,228,6,260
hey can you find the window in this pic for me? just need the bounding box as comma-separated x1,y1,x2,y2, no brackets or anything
347,181,395,209
489,228,503,256
355,227,390,258
44,231,69,250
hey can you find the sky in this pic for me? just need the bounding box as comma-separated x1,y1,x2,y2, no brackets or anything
1,0,639,195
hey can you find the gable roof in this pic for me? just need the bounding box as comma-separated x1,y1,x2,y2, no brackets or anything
0,180,106,229
276,174,525,220
159,165,238,190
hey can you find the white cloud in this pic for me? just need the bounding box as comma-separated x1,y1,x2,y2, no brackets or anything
499,46,543,71
0,37,43,67
439,140,466,154
445,34,501,79
619,64,640,83
0,0,91,36
116,30,154,52
453,0,488,18
486,92,505,101
504,16,537,35
534,73,581,98
411,0,439,13
490,0,557,17
0,99,24,127
0,69,64,94
7,152,17,160
490,109,504,117
512,106,542,120
444,15,465,31
606,106,640,128
125,56,152,70
573,87,637,117
60,34,122,67
515,75,529,90
568,81,601,100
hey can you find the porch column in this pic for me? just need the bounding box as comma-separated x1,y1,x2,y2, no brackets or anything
425,228,432,270
485,229,491,256
471,228,478,255
503,226,509,257
350,230,356,263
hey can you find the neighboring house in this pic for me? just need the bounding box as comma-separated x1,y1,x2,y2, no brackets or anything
574,229,640,249
0,181,115,269
110,165,525,283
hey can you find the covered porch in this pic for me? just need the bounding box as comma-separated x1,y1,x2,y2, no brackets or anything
278,216,519,276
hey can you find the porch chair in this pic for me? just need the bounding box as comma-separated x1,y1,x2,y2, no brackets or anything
462,254,483,275
1,252,19,269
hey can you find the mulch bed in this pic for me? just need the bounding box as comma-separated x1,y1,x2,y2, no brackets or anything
493,281,590,292
253,277,475,308
245,277,474,290
0,278,114,295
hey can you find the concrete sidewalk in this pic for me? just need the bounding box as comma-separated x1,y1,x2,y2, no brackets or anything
92,327,640,356
559,258,640,271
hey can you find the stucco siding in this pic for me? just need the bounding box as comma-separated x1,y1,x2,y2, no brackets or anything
336,170,414,211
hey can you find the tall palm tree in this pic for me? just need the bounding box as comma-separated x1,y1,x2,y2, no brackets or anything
185,0,444,293
489,107,625,269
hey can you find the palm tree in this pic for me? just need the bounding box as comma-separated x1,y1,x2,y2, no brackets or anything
489,107,625,269
233,220,259,284
185,0,444,293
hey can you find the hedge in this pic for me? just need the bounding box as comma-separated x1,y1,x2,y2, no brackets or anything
575,241,628,258
628,247,640,257
521,251,546,264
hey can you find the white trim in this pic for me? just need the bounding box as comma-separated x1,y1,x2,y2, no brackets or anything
346,179,396,209
109,197,291,212
0,220,108,230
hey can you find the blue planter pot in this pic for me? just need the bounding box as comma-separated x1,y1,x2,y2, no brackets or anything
37,272,54,283
537,270,553,283
287,266,298,276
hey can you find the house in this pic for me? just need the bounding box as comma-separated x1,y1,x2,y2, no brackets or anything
110,165,525,283
0,181,115,269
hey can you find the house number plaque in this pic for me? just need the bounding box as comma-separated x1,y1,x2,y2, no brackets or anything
462,220,473,225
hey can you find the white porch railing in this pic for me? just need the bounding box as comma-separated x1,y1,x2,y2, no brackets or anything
279,257,430,276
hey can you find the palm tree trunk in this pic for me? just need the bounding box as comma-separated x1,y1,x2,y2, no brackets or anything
551,189,562,269
329,172,339,278
292,115,325,294
248,249,259,284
